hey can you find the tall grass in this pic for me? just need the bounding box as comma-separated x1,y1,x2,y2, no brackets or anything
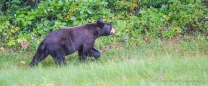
0,39,208,86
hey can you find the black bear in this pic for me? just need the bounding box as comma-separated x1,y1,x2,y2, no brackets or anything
29,18,116,66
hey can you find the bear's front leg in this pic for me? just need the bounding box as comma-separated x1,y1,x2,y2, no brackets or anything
78,45,87,61
88,48,101,59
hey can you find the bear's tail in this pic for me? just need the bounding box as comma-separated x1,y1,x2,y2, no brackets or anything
29,42,48,67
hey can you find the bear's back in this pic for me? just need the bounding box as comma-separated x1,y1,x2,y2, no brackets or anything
42,23,98,45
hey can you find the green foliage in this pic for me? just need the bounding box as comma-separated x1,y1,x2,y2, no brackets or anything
0,0,207,49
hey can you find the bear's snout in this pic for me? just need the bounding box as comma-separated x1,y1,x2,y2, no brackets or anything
110,28,116,34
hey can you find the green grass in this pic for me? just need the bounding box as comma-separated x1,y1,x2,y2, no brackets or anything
0,39,208,86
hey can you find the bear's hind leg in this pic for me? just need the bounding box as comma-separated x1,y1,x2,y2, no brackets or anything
29,49,49,67
50,51,66,66
55,54,66,65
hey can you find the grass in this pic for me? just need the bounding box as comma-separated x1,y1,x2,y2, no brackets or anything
0,39,208,86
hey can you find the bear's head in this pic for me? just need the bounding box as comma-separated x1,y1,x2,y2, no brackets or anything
97,18,116,36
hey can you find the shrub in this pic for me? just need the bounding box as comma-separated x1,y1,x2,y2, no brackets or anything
0,0,207,50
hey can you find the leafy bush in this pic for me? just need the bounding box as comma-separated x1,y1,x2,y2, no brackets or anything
0,0,207,50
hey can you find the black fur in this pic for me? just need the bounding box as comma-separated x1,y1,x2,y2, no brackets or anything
29,18,115,66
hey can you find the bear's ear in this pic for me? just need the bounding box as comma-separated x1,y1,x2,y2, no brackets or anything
97,18,104,27
97,18,103,22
